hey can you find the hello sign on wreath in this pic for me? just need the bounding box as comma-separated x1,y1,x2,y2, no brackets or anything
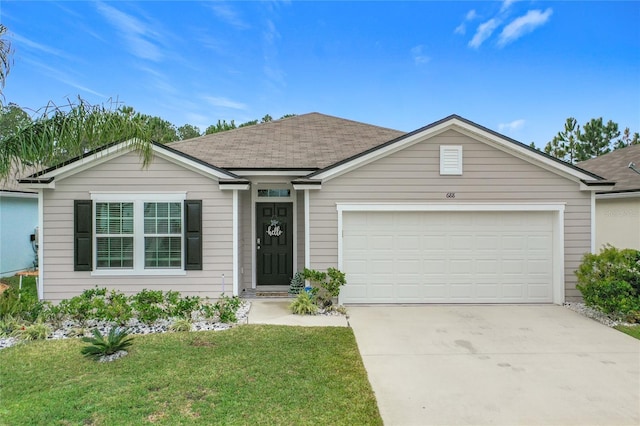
267,219,283,237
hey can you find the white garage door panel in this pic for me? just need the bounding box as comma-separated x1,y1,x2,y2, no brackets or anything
341,211,554,304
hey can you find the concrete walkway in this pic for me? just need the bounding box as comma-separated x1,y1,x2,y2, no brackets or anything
245,299,348,327
348,305,640,426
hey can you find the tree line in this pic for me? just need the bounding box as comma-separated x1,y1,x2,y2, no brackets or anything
0,99,294,177
0,24,637,178
541,117,639,164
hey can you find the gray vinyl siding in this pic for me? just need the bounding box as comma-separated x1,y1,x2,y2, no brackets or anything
307,129,591,301
41,151,234,302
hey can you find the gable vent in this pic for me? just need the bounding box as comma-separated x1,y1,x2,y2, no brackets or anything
440,145,463,175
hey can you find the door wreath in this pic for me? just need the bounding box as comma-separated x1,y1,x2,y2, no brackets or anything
267,219,283,237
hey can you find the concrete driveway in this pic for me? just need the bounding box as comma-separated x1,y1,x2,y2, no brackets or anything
347,305,640,426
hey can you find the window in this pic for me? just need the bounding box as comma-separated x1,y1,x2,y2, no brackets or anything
76,193,202,275
94,200,182,271
144,202,182,268
440,145,463,175
257,188,291,197
96,202,134,268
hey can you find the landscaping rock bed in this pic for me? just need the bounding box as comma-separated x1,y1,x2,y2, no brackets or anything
563,301,635,327
0,301,250,351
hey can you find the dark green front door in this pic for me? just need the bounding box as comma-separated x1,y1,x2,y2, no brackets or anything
257,203,293,285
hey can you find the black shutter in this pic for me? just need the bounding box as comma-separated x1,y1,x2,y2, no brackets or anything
184,200,203,270
74,200,93,271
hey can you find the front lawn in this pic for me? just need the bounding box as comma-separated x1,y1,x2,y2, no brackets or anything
0,274,37,298
614,325,640,340
0,325,381,425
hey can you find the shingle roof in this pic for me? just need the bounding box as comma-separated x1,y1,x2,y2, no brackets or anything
578,144,640,193
0,162,37,193
168,112,405,169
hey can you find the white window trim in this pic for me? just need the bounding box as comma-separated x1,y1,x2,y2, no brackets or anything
90,192,187,276
440,145,463,175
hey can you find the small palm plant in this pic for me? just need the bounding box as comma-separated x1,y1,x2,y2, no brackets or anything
81,327,133,361
289,291,318,315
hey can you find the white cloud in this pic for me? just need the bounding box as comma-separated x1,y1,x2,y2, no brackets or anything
11,33,71,59
95,2,164,61
500,0,517,13
22,57,107,99
454,9,477,35
498,8,553,47
468,18,499,48
207,2,249,30
203,96,247,110
262,19,286,88
498,119,526,132
263,19,280,45
411,45,430,65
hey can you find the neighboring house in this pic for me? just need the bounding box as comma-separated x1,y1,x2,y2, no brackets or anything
578,144,640,251
1,164,38,278
20,113,611,304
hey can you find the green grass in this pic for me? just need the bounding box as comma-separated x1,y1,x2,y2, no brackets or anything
0,275,37,299
615,325,640,340
0,325,382,425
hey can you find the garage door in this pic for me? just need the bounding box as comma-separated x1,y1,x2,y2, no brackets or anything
341,211,554,304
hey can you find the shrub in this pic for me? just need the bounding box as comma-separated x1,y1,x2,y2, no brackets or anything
0,287,22,318
289,291,318,315
302,267,347,308
130,289,166,324
214,294,241,323
0,314,22,336
104,290,133,324
12,321,52,340
288,271,305,295
42,303,66,329
576,246,640,320
580,279,639,315
0,286,48,323
170,318,193,332
169,295,202,319
325,267,347,298
81,327,133,360
58,287,108,324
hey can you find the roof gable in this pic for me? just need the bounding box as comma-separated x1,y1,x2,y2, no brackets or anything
19,140,244,188
305,115,604,186
578,144,640,193
1,161,38,194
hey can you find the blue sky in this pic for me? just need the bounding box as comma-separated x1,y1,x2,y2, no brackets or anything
1,1,639,146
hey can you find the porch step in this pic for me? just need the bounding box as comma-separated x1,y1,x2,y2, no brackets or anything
241,288,294,299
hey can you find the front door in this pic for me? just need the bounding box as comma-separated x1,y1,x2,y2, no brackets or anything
256,203,293,285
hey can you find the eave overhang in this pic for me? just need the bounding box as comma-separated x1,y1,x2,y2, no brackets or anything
219,179,251,191
18,177,55,189
579,180,616,191
291,179,322,190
